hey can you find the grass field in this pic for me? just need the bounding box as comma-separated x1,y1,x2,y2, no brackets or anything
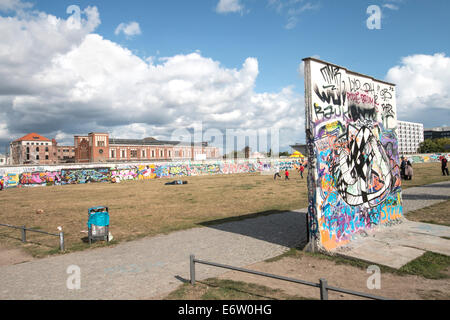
406,200,450,227
0,162,448,257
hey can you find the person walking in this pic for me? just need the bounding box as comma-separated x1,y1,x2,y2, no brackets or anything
299,164,305,179
285,170,290,180
442,157,449,176
405,160,414,180
274,166,281,180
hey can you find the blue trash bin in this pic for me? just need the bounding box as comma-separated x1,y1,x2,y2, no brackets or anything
88,206,110,244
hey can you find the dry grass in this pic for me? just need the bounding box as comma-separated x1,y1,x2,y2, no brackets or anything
0,172,307,257
164,278,309,300
406,200,450,227
401,162,450,189
0,163,447,258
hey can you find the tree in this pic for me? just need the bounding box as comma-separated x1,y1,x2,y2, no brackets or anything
418,139,443,153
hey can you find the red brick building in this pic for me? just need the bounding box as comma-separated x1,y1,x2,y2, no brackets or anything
74,133,220,163
10,133,75,165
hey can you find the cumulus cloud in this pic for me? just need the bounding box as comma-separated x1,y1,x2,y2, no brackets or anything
385,53,450,128
114,21,141,37
0,2,304,153
216,0,244,14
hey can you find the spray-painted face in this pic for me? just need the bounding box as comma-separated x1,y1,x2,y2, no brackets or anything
333,124,392,209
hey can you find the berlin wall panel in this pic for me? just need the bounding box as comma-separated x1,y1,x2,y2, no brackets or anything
304,58,403,251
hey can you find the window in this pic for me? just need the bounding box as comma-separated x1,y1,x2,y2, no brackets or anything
142,150,146,158
111,150,115,158
151,150,155,158
121,150,126,158
36,155,39,160
45,147,49,152
160,150,163,157
36,147,39,152
168,151,172,158
98,141,105,147
131,150,138,158
45,155,49,160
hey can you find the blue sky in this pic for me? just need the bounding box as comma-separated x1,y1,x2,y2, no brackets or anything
0,0,449,152
32,0,450,92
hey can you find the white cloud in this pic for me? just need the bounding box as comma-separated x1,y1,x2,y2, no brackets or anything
385,53,450,127
268,0,319,29
0,3,304,151
383,4,399,10
0,0,32,12
216,0,244,14
114,21,141,37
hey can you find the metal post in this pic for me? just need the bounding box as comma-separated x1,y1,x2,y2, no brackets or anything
190,254,196,286
59,232,65,252
21,226,26,243
320,279,328,300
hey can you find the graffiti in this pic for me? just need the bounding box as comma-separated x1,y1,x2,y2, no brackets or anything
0,159,305,190
61,168,110,184
20,172,62,187
304,58,403,251
0,173,20,188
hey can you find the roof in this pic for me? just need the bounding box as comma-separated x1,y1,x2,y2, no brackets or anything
14,133,51,142
109,138,209,147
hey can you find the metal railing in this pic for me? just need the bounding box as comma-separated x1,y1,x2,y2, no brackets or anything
189,255,389,300
0,223,65,252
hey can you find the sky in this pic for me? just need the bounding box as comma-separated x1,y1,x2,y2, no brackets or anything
0,0,449,154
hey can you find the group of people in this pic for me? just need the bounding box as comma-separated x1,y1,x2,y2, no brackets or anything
400,157,414,180
273,162,306,181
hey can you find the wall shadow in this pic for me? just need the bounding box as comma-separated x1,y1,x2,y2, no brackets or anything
402,194,450,201
199,209,308,249
411,182,450,189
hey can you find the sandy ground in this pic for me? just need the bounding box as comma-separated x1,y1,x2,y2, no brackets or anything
0,245,34,267
217,256,450,300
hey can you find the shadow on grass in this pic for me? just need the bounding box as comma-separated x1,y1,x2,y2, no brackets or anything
199,209,308,249
402,194,450,201
0,233,57,249
413,182,450,188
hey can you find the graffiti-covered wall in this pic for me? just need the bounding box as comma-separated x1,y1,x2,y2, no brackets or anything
304,58,403,251
0,159,304,189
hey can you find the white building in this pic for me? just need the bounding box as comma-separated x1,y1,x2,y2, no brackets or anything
397,121,424,155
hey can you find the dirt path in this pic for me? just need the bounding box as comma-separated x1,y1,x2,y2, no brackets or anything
0,245,33,267
217,255,450,300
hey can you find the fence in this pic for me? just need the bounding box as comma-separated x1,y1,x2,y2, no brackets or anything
189,255,389,300
0,223,65,252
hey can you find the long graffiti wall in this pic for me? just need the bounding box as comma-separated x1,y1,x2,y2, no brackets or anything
0,159,303,189
304,58,403,251
406,153,450,164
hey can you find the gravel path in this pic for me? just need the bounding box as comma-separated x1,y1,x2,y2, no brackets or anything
402,181,450,213
0,181,448,300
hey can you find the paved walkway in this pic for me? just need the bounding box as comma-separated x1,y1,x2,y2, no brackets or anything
0,181,448,300
0,211,307,300
334,181,450,268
